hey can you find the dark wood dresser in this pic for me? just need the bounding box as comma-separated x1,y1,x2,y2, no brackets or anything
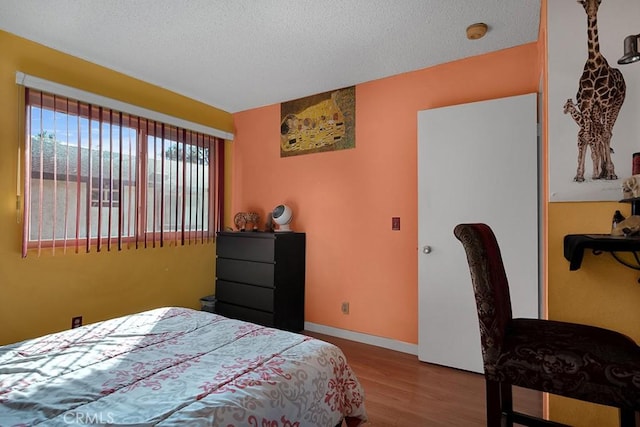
215,231,306,331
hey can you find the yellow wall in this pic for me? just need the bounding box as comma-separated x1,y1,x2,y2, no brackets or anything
540,0,640,424
548,201,640,426
0,30,234,345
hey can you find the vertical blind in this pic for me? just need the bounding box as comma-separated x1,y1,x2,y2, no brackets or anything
23,88,224,257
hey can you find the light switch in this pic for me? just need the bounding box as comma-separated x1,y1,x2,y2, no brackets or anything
392,217,400,231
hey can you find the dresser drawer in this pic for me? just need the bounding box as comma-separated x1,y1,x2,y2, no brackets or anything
216,234,275,262
216,258,275,287
215,301,274,327
216,280,274,312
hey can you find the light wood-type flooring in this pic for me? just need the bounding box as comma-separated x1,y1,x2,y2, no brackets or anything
306,332,542,426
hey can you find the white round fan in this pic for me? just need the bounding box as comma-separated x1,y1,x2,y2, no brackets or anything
272,204,293,232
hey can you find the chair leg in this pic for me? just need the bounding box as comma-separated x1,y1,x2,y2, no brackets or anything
486,378,503,427
486,378,570,427
500,381,514,427
619,408,636,427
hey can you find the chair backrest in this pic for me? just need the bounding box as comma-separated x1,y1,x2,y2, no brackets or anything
453,223,513,376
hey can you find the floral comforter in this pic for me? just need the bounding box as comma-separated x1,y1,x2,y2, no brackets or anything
0,307,367,426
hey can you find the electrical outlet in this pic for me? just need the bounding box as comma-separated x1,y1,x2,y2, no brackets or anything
71,316,83,329
341,302,350,315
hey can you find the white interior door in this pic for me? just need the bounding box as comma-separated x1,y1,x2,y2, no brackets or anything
417,93,539,373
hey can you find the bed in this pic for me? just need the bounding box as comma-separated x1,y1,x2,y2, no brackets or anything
0,307,367,426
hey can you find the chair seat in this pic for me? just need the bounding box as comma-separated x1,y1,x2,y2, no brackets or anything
496,318,640,409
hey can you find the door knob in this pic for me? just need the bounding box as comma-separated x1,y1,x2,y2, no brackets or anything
422,245,432,254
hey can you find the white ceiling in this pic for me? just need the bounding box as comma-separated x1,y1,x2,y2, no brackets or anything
0,0,541,113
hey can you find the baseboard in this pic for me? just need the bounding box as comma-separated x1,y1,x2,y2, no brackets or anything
304,322,418,355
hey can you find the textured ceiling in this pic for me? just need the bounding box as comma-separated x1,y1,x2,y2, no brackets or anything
0,0,541,113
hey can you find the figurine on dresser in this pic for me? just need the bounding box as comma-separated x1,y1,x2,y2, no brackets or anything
233,212,260,231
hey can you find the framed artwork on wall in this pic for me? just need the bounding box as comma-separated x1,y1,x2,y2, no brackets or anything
280,86,355,157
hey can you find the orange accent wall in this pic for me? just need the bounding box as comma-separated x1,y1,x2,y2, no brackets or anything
232,43,541,343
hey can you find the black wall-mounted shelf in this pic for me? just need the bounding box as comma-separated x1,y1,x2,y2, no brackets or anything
619,197,640,215
563,197,640,281
564,234,640,271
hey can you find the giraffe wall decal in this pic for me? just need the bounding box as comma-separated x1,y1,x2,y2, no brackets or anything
564,0,626,182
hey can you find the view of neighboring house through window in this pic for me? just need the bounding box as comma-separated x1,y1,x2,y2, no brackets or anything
23,88,221,256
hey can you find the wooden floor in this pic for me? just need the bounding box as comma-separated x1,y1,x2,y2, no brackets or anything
305,332,542,426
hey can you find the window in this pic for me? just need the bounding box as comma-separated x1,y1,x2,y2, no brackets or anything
91,186,120,208
23,88,224,256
